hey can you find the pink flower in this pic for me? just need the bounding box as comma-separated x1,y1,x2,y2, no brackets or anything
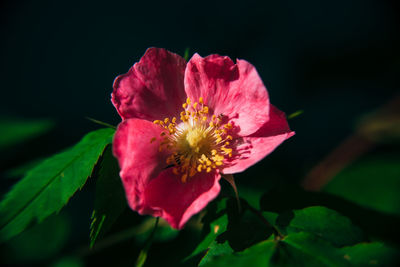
112,48,294,229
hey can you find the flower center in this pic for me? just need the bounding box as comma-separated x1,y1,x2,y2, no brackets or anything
152,97,233,183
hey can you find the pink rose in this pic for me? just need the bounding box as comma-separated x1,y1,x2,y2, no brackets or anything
112,48,294,229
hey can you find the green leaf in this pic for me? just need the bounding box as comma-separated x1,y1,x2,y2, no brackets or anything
281,232,350,266
188,197,278,265
218,198,275,252
198,241,233,266
323,155,400,215
50,257,84,267
202,233,351,267
0,118,54,150
277,206,364,247
0,128,115,242
186,198,229,260
260,186,400,245
341,242,399,266
90,147,126,248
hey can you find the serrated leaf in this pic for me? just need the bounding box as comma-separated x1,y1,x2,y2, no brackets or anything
0,118,54,150
278,206,364,247
324,155,400,215
202,233,351,267
0,128,115,242
259,186,400,245
341,242,399,266
90,147,126,248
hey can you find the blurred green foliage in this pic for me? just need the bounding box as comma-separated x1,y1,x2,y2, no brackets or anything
0,118,54,151
324,155,400,216
2,213,70,264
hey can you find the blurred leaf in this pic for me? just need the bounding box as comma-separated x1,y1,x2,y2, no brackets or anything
183,47,190,61
51,257,84,267
186,198,229,260
4,158,43,179
135,217,179,244
135,217,159,267
202,233,351,267
2,213,70,264
0,128,115,242
261,211,279,226
90,147,126,248
323,155,400,215
341,242,399,266
288,110,304,119
277,206,364,247
0,118,54,150
218,198,274,252
238,186,264,209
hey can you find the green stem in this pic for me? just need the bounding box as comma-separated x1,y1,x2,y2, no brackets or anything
135,217,159,267
86,117,117,129
222,174,242,213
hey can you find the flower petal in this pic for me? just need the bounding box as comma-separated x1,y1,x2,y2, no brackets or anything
184,54,270,136
144,169,221,229
113,118,169,214
112,47,187,121
222,105,295,174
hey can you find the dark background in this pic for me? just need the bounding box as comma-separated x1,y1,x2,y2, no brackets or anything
1,0,398,154
0,0,399,266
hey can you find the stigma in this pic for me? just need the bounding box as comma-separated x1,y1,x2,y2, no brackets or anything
153,97,233,183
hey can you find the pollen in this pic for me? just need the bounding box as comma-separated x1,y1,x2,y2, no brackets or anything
152,97,234,183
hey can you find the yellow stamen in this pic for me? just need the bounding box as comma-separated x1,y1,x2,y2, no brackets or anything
152,97,236,183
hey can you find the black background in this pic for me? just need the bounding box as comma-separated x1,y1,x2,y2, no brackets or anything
0,0,399,265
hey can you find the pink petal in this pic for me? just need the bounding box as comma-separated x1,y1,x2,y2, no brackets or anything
112,118,169,214
222,105,295,174
144,169,221,229
184,54,270,136
112,47,187,121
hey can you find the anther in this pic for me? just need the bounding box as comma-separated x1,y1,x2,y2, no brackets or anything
181,174,188,183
